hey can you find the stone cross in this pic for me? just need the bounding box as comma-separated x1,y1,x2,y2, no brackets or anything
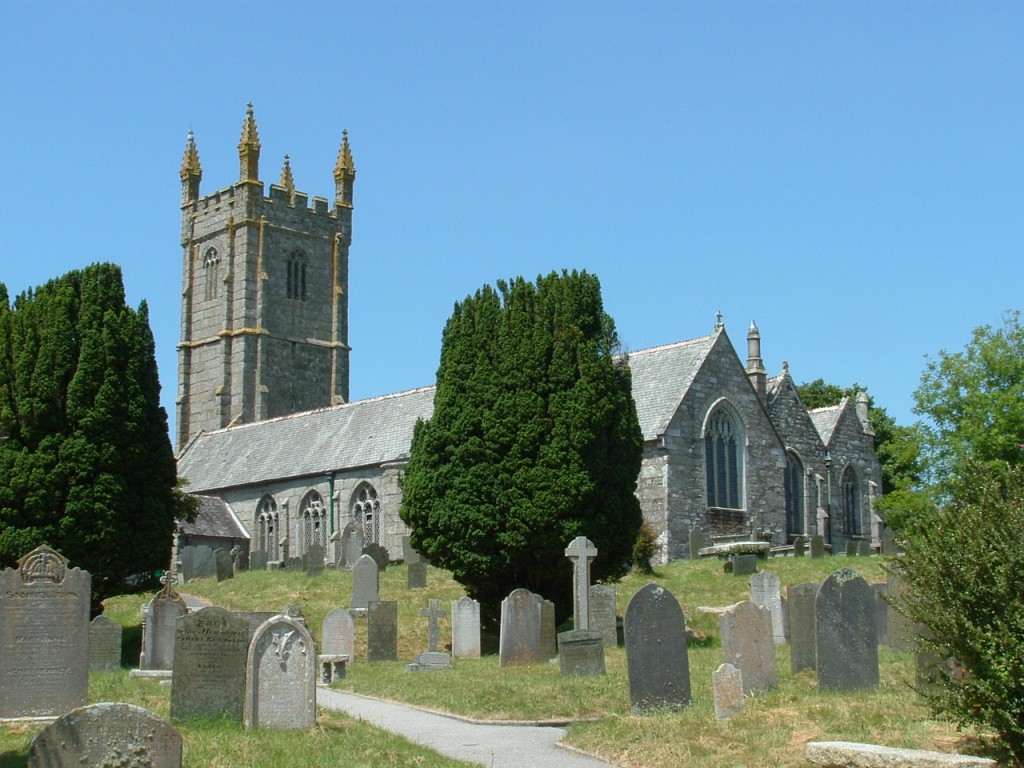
419,599,449,653
565,536,598,631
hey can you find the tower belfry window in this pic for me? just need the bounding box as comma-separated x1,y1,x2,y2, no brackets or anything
286,250,307,301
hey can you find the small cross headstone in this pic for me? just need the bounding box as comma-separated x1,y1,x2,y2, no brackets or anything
499,588,542,666
89,615,122,671
810,535,824,558
367,600,399,661
244,614,317,729
816,568,879,691
720,601,778,694
750,571,785,645
140,574,188,671
565,536,597,631
589,584,617,647
713,663,745,720
451,597,481,659
788,583,818,673
321,608,355,660
420,599,449,653
29,703,182,768
351,554,380,610
171,606,249,722
624,583,691,713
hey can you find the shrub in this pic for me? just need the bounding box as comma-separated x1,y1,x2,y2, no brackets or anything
632,523,658,574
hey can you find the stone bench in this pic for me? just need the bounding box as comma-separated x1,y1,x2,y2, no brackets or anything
806,741,995,768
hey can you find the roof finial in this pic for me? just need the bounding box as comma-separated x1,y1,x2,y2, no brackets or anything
180,130,202,203
334,129,356,207
238,103,261,182
714,310,724,331
279,154,295,198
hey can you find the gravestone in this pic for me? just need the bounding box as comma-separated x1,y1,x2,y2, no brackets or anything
340,522,363,568
732,554,758,575
451,596,481,659
816,568,879,691
362,542,389,571
689,527,709,559
191,545,215,579
788,582,818,673
881,526,897,556
304,543,325,576
537,595,557,660
284,556,302,571
233,611,283,645
624,583,691,712
420,599,448,653
245,614,316,729
250,550,268,571
28,703,182,768
178,545,195,582
810,535,824,559
232,545,249,572
215,548,234,581
408,561,428,589
367,600,399,661
858,540,872,557
557,629,605,676
873,583,889,645
713,663,745,720
0,545,90,719
403,535,427,565
565,536,597,630
171,606,249,721
89,615,123,671
793,535,806,557
321,608,355,660
499,588,542,666
845,540,858,557
720,601,778,694
140,575,188,671
887,568,914,651
749,571,785,645
589,584,617,647
351,554,380,610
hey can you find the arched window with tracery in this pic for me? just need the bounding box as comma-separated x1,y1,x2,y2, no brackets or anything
300,490,327,554
352,483,381,545
203,247,220,301
704,406,743,510
286,250,307,301
784,451,804,538
255,494,279,560
841,465,860,536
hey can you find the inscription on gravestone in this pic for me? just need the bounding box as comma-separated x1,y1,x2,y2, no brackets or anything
720,601,778,695
244,615,316,729
0,545,91,719
367,600,399,661
89,615,122,671
816,568,879,691
171,607,249,721
624,583,691,713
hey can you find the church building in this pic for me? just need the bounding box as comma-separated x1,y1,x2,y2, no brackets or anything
175,108,882,566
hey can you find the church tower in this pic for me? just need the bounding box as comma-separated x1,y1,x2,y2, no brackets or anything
176,104,355,451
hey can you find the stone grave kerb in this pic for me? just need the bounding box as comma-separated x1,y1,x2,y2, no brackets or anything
565,536,597,631
419,599,449,653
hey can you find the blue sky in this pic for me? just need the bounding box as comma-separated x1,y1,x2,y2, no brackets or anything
1,3,1021,437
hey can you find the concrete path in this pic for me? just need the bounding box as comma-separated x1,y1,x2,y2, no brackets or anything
317,688,616,768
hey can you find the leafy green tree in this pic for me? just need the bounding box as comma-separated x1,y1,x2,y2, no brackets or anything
895,461,1024,763
913,310,1024,491
0,264,183,611
400,270,643,623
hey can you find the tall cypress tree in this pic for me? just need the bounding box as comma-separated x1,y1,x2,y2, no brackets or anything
0,264,181,610
400,270,643,623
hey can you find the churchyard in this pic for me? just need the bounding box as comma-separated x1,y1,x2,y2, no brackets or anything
0,551,995,768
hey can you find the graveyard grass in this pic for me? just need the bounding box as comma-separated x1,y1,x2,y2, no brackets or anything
0,557,999,768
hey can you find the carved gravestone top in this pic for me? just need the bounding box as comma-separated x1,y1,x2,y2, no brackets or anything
816,568,879,691
141,578,187,671
171,606,249,722
321,608,355,659
0,545,91,719
244,615,316,729
624,583,691,713
420,599,449,653
89,615,123,671
28,703,182,768
565,536,597,631
720,601,778,695
499,588,542,667
351,554,379,610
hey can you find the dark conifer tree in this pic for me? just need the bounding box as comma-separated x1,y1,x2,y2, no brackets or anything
400,270,643,623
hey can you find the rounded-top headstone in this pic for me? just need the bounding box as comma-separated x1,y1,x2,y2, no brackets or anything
816,568,879,691
624,583,691,712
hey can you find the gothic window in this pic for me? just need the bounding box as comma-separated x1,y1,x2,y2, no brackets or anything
299,490,326,554
841,466,860,536
352,483,380,545
203,247,220,301
704,407,743,510
784,451,804,537
286,250,307,301
255,495,279,560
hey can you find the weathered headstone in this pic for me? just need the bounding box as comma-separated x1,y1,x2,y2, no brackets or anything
402,535,426,565
191,544,215,579
179,545,196,582
788,582,818,673
537,595,557,660
887,567,914,651
793,535,806,557
0,545,90,718
171,606,249,721
28,703,182,768
858,539,872,557
140,574,188,672
362,542,389,572
451,596,481,659
89,615,123,671
749,571,785,645
589,584,617,647
816,568,879,691
873,583,889,646
499,588,542,666
304,543,325,576
340,522,363,568
284,556,302,571
720,600,778,694
810,535,824,559
408,561,428,589
713,662,745,720
732,553,758,575
351,554,380,610
624,583,691,712
881,526,897,556
845,540,858,557
321,607,355,660
244,614,317,729
557,629,605,676
232,611,282,645
367,600,399,661
420,599,448,653
689,527,709,559
250,550,268,571
215,548,234,581
565,536,597,630
232,545,249,572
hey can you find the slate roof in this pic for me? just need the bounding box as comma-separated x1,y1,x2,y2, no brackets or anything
808,401,845,445
178,495,250,540
177,334,721,494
